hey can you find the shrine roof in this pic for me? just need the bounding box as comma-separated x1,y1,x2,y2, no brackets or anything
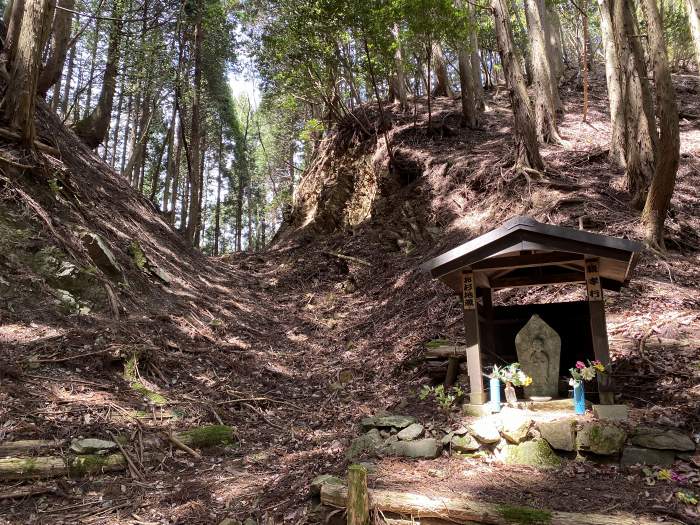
420,216,643,293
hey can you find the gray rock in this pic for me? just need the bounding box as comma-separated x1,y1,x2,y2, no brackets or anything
500,410,532,444
81,232,122,279
450,434,480,452
386,438,442,459
538,419,576,451
630,427,695,452
361,415,416,430
346,429,383,460
505,438,561,468
309,474,343,496
397,423,424,441
577,423,626,455
452,425,469,435
441,431,454,445
70,438,118,454
470,419,501,444
593,404,629,422
620,446,676,468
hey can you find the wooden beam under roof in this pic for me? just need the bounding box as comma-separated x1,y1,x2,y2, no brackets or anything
471,250,583,271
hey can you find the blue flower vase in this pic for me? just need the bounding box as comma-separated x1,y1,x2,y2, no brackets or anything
573,382,586,415
490,377,501,413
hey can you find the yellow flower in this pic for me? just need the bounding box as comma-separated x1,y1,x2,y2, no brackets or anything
524,376,533,386
657,469,672,481
594,363,606,372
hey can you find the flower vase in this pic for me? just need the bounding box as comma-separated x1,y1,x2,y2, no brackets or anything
504,381,517,407
573,382,586,415
489,377,501,413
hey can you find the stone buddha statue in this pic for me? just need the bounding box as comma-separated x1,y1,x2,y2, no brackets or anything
515,314,561,398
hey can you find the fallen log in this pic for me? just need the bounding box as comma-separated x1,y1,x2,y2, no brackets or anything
424,345,467,359
0,439,65,457
0,453,127,481
320,482,658,525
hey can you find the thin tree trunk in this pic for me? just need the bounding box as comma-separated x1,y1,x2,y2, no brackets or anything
162,106,177,213
61,32,76,117
1,0,27,70
469,4,484,110
391,24,409,110
213,120,223,255
84,18,100,117
580,0,589,123
110,72,125,169
3,0,52,145
120,93,133,176
169,130,181,226
73,0,122,148
524,0,562,143
185,4,203,245
546,2,565,81
37,0,74,96
640,0,680,250
491,0,544,170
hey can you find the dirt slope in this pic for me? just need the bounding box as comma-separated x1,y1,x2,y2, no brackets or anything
1,74,699,524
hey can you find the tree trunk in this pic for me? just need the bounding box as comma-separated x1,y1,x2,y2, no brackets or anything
458,47,478,128
640,0,680,251
37,0,74,96
546,2,565,81
162,106,177,214
213,122,223,256
611,0,658,207
123,99,155,185
391,24,409,110
110,72,125,169
1,0,26,69
524,0,561,143
3,0,52,145
185,5,203,245
491,0,544,170
597,0,626,166
73,0,122,148
687,0,700,76
84,18,100,118
61,33,75,117
468,4,484,110
581,0,590,123
431,42,452,97
169,130,181,226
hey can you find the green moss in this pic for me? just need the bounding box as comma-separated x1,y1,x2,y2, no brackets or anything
128,240,147,270
497,504,552,524
21,457,38,474
505,438,561,468
178,425,236,448
68,453,125,477
425,338,451,349
123,354,168,406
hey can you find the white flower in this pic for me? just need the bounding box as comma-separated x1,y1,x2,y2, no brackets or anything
581,367,596,381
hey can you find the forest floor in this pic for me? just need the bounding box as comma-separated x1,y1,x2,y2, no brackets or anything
1,72,699,524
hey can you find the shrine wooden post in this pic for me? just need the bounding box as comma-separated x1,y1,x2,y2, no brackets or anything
462,271,485,404
585,257,614,405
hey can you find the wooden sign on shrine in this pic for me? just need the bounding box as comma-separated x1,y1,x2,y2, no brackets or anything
420,216,642,406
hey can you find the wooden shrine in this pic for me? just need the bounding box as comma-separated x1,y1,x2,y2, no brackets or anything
420,216,643,405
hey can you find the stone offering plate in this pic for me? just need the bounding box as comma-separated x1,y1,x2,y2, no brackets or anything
528,396,552,402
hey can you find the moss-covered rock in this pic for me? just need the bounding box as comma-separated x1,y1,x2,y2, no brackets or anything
68,453,126,477
347,429,383,460
177,425,236,448
310,474,344,496
577,423,626,455
505,438,561,468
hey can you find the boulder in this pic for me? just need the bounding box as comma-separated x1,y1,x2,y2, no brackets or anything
70,438,118,454
538,419,576,452
361,415,416,430
346,429,383,460
505,438,561,468
397,423,424,441
385,438,442,459
630,427,695,452
500,411,532,444
470,419,501,444
577,423,626,455
450,434,480,453
81,232,122,279
620,446,676,468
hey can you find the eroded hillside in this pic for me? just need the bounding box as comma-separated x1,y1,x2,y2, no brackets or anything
1,75,699,523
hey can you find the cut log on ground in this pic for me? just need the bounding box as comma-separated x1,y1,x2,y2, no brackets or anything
424,345,467,359
320,481,659,525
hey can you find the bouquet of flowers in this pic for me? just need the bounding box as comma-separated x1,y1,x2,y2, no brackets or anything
489,363,532,387
569,360,606,387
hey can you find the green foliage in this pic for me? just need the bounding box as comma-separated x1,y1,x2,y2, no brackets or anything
496,504,552,524
419,384,464,412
